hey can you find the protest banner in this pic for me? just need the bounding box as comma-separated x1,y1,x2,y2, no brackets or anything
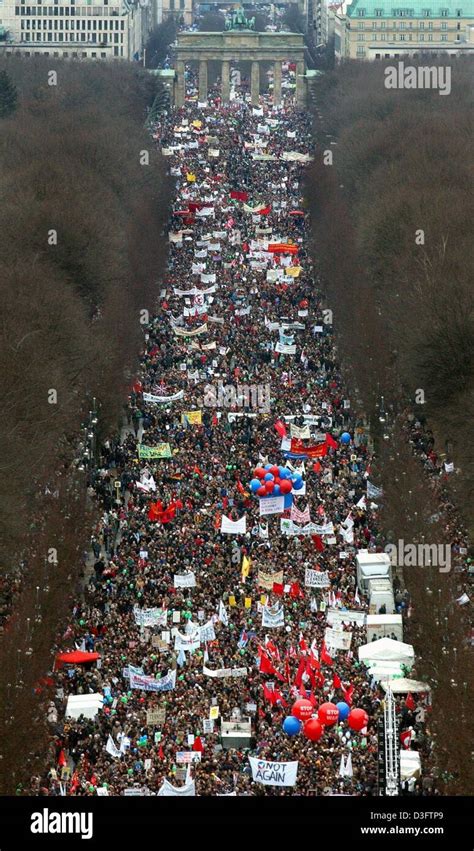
261,603,284,628
203,665,248,678
257,569,284,590
129,669,176,693
138,443,172,460
304,568,330,588
143,391,184,404
146,708,166,726
249,758,298,787
157,778,196,797
324,627,353,650
173,572,197,589
221,515,247,535
259,495,285,516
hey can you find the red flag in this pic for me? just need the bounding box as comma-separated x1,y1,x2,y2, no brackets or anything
272,582,284,595
312,461,322,473
57,749,67,767
230,190,249,202
299,681,307,698
333,672,342,690
290,582,304,599
342,683,354,706
158,743,165,760
192,736,204,752
320,642,334,666
312,534,325,552
309,691,318,708
236,480,246,494
294,657,306,688
405,692,416,711
263,684,275,704
273,688,288,708
400,730,412,749
259,648,284,681
274,419,287,438
325,433,338,450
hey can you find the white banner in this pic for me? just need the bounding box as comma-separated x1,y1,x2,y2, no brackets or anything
261,603,284,628
199,621,216,642
157,778,196,797
259,495,285,516
173,572,196,589
221,515,247,535
143,390,184,404
275,342,296,355
324,627,353,650
129,669,176,693
305,568,330,588
249,758,298,787
133,607,167,627
326,609,366,626
202,665,247,679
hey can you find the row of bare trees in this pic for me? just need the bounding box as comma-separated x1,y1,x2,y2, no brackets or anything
0,56,170,791
306,59,474,793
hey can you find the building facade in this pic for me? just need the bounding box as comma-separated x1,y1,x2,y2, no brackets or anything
0,0,158,60
161,0,192,28
345,1,474,59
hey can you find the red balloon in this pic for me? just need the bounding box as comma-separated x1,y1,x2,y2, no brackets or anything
348,708,369,732
303,718,324,741
299,299,308,309
318,702,339,726
265,481,275,494
274,478,282,487
291,699,313,722
270,465,280,477
254,467,266,479
280,480,292,494
257,486,267,497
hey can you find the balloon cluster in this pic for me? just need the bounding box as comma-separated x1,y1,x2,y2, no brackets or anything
249,464,303,497
282,699,368,741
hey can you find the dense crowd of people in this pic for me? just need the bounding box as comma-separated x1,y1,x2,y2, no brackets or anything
31,68,437,798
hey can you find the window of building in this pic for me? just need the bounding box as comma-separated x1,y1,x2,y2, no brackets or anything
440,8,448,15
419,32,424,39
428,33,433,39
428,21,433,27
357,21,365,28
358,8,366,15
101,51,106,57
441,33,447,39
375,8,383,15
441,21,447,28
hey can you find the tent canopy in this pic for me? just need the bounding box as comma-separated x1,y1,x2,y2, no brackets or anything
55,651,100,666
358,637,414,664
65,693,103,720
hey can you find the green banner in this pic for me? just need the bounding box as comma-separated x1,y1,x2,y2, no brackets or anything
138,443,172,460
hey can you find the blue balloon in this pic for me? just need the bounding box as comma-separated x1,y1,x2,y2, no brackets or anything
292,478,304,490
250,478,261,493
340,432,351,445
283,492,293,509
264,473,274,482
278,466,286,477
273,484,281,496
336,701,350,720
264,464,272,470
283,715,302,736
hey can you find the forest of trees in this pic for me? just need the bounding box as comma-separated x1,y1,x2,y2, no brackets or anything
0,57,170,790
307,59,474,526
307,59,474,793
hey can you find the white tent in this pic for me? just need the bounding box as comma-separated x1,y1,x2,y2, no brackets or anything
400,750,421,781
65,693,103,720
364,660,405,681
380,678,431,694
358,637,415,666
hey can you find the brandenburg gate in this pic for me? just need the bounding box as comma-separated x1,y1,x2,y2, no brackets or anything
171,30,307,108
